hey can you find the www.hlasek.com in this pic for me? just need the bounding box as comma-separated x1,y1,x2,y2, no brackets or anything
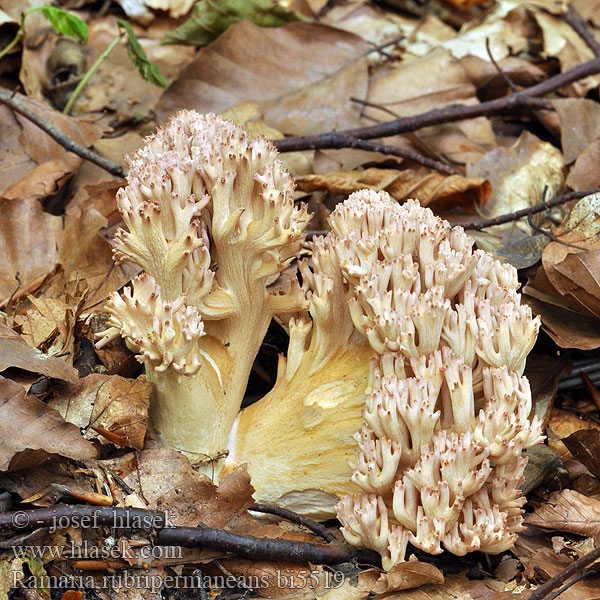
12,540,183,561
12,567,347,593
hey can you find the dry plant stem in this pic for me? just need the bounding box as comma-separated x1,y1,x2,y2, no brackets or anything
0,90,125,177
564,7,600,58
458,188,600,230
250,503,337,543
528,545,600,600
0,504,376,566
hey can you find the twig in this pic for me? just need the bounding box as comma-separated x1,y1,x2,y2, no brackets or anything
275,54,600,153
457,188,600,230
250,503,337,543
157,525,369,565
485,37,518,92
529,546,600,600
0,90,126,178
0,504,378,566
309,133,458,175
547,571,598,600
565,7,600,58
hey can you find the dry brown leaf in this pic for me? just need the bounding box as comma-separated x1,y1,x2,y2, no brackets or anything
102,445,256,528
363,48,495,165
467,131,565,265
526,489,600,538
0,92,101,195
50,207,139,309
523,291,600,350
70,17,195,119
562,429,600,479
523,193,600,348
49,374,151,450
534,9,600,96
567,139,600,191
320,1,416,49
552,98,600,164
3,152,82,202
15,284,88,363
0,324,78,382
358,562,444,594
0,375,97,471
157,21,369,135
0,199,62,303
546,408,600,460
296,167,490,210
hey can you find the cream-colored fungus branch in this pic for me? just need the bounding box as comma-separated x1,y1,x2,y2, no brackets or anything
97,111,310,457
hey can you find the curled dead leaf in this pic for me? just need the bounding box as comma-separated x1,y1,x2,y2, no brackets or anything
358,561,444,594
0,375,97,471
296,167,490,210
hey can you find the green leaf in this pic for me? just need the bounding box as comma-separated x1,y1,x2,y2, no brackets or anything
117,19,166,88
162,0,308,46
39,6,88,42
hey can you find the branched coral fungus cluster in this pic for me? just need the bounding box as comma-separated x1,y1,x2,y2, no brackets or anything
99,110,543,568
331,192,544,568
97,110,310,457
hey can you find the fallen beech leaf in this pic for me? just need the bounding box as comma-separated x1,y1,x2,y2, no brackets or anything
363,49,495,166
0,199,62,304
562,429,600,479
467,131,565,265
49,374,151,450
0,324,78,382
102,446,255,527
551,98,600,164
534,10,600,96
47,207,140,308
526,489,600,538
0,92,101,195
15,284,88,362
524,281,600,350
157,21,369,135
358,562,444,594
0,375,97,471
546,408,600,460
296,168,490,210
3,152,82,202
566,139,600,191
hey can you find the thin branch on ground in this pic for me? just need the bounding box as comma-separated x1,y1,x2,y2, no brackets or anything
457,188,600,230
564,7,600,58
274,54,600,153
305,132,458,175
528,545,600,600
250,502,337,543
0,90,126,178
485,37,518,92
0,504,378,566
